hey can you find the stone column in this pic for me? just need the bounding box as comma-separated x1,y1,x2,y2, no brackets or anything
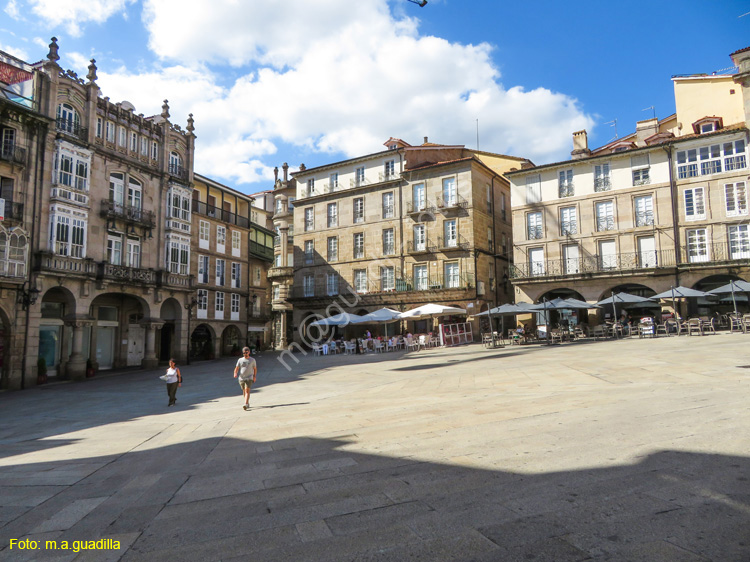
279,309,288,349
64,315,94,381
141,319,164,369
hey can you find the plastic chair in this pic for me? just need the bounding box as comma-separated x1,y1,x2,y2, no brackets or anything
373,340,385,353
686,318,703,336
312,343,323,356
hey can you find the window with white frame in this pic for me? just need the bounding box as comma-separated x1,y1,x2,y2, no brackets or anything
383,192,394,218
327,236,338,261
353,232,364,259
724,139,747,170
306,177,315,196
304,208,314,231
413,224,426,251
445,262,459,288
560,206,577,235
529,247,545,276
166,235,190,274
304,274,315,297
677,148,698,179
725,182,747,217
126,239,140,268
232,230,241,255
56,103,79,134
595,201,615,231
677,140,748,175
199,220,210,249
167,188,191,224
128,177,142,210
54,143,90,191
729,224,750,260
383,228,395,255
151,141,158,160
558,169,574,197
198,255,209,283
686,228,709,263
217,226,226,252
197,289,208,318
169,151,182,175
326,272,339,296
117,126,125,147
353,197,364,223
634,195,654,226
412,182,426,211
384,160,395,180
526,174,541,204
594,162,611,191
327,202,338,227
50,206,87,258
329,173,338,191
105,121,115,143
0,229,28,277
381,266,395,291
414,264,427,291
140,136,148,156
95,117,102,138
110,172,124,205
527,211,543,239
684,187,706,221
631,154,650,185
272,285,281,301
443,177,457,206
215,292,225,316
216,259,225,286
355,166,365,186
699,144,722,175
130,131,137,152
444,219,457,247
304,240,314,264
231,262,241,289
354,269,367,293
107,235,122,265
231,293,240,320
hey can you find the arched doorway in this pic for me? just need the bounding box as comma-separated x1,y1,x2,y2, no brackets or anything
222,325,242,356
39,287,76,378
159,298,182,362
600,283,658,323
537,288,588,327
89,293,148,370
191,324,214,361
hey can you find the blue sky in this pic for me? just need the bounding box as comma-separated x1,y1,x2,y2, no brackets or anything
2,0,748,195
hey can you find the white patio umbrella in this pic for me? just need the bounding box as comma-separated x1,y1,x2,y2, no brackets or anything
308,312,365,327
399,303,466,319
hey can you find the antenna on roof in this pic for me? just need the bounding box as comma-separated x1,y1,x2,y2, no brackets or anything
642,105,656,120
603,119,618,141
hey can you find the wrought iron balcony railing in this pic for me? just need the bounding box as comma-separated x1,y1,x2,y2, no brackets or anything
635,211,654,227
560,221,577,236
1,202,23,222
168,163,188,182
594,177,611,192
192,200,250,228
407,239,437,254
510,249,677,279
0,143,26,166
290,272,475,299
55,118,88,140
559,183,574,198
100,199,155,227
405,201,436,216
527,226,543,240
436,193,468,211
437,234,469,251
596,217,615,231
98,262,156,284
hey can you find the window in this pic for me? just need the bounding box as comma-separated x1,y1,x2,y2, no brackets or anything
56,103,79,134
637,236,657,268
140,136,148,156
354,269,368,293
355,166,365,186
128,177,142,210
216,259,225,286
443,177,457,206
231,294,241,320
383,228,395,255
110,172,124,205
699,144,722,175
329,173,338,191
198,255,209,283
231,262,241,289
414,264,428,291
381,266,395,291
197,289,208,318
560,206,577,235
487,226,493,251
412,182,426,211
500,193,506,221
725,182,748,217
130,131,137,152
383,192,394,218
107,235,122,265
700,122,717,134
105,121,115,143
563,244,580,275
288,197,295,211
599,240,617,270
558,169,574,197
0,229,28,277
443,219,457,247
215,292,225,316
169,152,182,176
686,229,709,263
304,208,314,231
445,262,459,288
724,139,747,171
166,236,189,274
50,209,87,258
251,296,261,317
217,225,226,251
199,220,210,249
594,163,611,191
54,145,90,191
729,225,750,259
631,154,650,185
413,224,426,251
529,248,545,276
684,187,706,221
151,141,158,160
304,274,315,297
254,266,262,286
272,286,281,301
526,174,541,204
304,240,314,264
126,239,141,268
677,149,698,179
486,184,492,211
353,233,364,259
327,237,338,262
306,177,315,196
527,212,543,239
634,195,654,226
232,230,241,255
595,201,615,231
384,160,395,180
95,118,102,138
353,197,364,223
327,203,338,227
327,272,339,296
118,127,126,147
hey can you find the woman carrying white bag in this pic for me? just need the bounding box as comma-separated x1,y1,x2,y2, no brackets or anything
160,358,182,407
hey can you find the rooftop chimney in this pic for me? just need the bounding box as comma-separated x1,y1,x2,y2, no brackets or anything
635,118,659,146
571,130,591,160
424,136,428,144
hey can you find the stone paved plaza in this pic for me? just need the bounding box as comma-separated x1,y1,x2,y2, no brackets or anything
1,334,750,561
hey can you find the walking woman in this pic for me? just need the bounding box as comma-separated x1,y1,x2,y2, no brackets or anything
164,358,182,407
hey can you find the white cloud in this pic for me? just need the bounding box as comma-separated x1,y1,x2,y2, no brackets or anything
93,0,593,187
4,0,21,20
0,42,28,60
26,0,135,37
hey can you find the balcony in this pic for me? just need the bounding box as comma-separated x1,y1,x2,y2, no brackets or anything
98,262,156,284
168,163,189,182
157,270,193,288
378,171,399,183
1,202,23,223
407,239,436,254
596,217,615,232
55,118,88,142
558,183,574,198
50,182,89,207
635,211,654,227
510,249,677,280
682,241,750,266
436,194,468,212
290,272,475,299
560,221,577,236
267,266,294,279
437,235,469,251
594,177,611,192
192,200,250,228
34,252,97,276
249,240,274,261
405,201,436,217
527,226,543,240
0,143,26,166
100,200,156,228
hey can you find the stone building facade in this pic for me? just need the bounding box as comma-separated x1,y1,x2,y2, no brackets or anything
289,138,524,343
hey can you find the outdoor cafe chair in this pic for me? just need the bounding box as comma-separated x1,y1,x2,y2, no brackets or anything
701,317,716,335
592,325,607,340
344,341,356,355
418,335,428,350
373,340,385,353
430,334,440,347
743,314,750,333
686,318,703,336
549,329,563,344
312,343,323,356
655,321,669,337
405,336,419,351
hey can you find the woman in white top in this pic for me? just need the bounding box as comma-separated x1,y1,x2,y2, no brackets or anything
164,358,182,407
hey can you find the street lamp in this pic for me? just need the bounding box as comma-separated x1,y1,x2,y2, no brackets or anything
18,280,40,310
184,296,198,364
406,0,427,6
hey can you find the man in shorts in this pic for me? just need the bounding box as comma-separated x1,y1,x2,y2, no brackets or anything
233,347,257,410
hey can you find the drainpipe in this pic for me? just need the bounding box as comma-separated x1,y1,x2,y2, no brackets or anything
662,143,680,287
397,149,405,287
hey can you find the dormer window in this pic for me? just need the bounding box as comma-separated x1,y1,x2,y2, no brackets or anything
700,123,716,134
692,116,722,135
